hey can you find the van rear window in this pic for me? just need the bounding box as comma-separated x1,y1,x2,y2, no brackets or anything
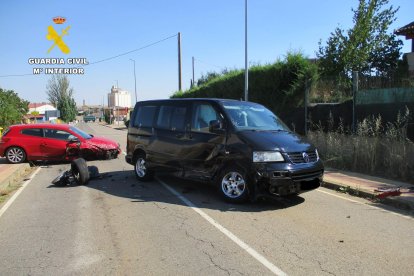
133,105,157,127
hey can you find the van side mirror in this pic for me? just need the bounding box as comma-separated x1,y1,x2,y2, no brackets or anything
209,120,224,133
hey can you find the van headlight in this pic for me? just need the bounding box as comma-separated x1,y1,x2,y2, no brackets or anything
253,151,284,162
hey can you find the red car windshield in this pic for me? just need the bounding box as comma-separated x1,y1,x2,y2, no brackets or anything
69,126,92,139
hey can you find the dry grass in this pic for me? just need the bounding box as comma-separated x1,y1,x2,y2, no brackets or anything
308,107,414,184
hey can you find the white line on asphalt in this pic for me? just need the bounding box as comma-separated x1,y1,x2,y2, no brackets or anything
156,177,287,276
317,189,414,220
0,167,41,219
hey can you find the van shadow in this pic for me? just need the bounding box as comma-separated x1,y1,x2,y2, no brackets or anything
48,168,305,212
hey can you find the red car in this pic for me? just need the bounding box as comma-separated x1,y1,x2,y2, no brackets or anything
0,124,121,163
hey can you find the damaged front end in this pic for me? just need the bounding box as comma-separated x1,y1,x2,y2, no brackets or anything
83,143,121,160
251,162,324,198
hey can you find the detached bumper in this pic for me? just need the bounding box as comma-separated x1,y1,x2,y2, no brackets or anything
252,160,324,197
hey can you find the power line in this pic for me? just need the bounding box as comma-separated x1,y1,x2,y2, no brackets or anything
0,33,178,78
0,73,33,78
194,58,224,70
88,33,178,65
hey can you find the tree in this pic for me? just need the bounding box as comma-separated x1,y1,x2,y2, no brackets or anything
0,88,29,128
46,74,77,122
317,0,403,77
196,72,221,86
57,95,77,122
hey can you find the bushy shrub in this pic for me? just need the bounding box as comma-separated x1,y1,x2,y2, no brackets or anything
171,52,318,115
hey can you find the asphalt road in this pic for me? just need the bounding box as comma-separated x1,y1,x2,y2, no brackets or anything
0,122,413,275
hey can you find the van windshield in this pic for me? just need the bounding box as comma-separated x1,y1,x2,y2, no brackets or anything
221,101,290,131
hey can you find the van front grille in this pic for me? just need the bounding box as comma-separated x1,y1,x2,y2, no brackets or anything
287,151,318,164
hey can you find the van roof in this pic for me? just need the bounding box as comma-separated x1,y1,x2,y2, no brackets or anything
136,98,246,104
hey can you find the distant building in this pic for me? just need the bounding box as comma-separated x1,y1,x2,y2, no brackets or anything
28,102,56,114
395,21,414,77
108,86,131,108
27,103,58,122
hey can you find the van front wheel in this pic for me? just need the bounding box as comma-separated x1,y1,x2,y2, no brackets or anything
218,167,248,203
134,154,153,181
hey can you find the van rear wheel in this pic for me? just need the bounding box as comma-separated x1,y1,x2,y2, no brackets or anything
134,154,153,181
218,167,249,203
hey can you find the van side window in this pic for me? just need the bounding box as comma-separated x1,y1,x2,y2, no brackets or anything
133,105,157,127
170,107,187,131
191,103,220,132
156,105,187,131
156,106,174,129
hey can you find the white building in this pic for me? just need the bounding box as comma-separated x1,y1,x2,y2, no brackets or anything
108,86,131,108
28,103,56,114
27,103,59,122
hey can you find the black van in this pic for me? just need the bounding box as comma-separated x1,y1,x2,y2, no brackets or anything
126,98,323,203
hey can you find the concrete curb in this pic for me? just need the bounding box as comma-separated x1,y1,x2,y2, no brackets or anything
322,180,414,213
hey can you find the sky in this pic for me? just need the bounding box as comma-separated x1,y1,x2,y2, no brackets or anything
0,0,412,106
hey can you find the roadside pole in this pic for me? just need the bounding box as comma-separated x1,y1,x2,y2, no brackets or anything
244,0,248,101
352,71,358,133
304,80,309,136
178,32,182,91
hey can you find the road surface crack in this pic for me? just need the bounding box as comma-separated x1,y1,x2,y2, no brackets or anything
317,260,336,276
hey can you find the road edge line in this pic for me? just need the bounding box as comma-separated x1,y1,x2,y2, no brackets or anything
0,167,41,219
156,177,287,276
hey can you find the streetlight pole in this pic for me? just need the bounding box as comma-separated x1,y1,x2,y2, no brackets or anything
129,59,137,102
192,56,195,88
244,0,249,101
178,32,182,91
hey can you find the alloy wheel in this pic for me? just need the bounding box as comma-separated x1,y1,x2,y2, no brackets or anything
221,171,246,199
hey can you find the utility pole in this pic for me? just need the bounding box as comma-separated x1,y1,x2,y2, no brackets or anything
178,32,182,91
304,80,309,136
244,0,249,101
102,95,104,121
192,56,195,88
130,59,137,102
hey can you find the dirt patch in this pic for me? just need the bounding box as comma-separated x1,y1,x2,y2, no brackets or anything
0,166,36,206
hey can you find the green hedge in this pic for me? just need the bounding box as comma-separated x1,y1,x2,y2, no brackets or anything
171,53,318,115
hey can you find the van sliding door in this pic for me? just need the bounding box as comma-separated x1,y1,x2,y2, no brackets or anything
151,103,190,172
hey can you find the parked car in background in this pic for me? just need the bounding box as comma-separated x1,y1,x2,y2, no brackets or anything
126,98,324,203
0,124,121,163
83,115,96,122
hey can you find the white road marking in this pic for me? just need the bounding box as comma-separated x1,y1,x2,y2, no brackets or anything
0,167,41,219
317,189,413,220
156,177,287,276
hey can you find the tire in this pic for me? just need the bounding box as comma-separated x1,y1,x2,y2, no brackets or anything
217,166,249,203
71,158,90,185
134,153,153,181
5,146,26,164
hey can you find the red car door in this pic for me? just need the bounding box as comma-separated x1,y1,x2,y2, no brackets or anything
41,128,74,160
19,128,45,159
